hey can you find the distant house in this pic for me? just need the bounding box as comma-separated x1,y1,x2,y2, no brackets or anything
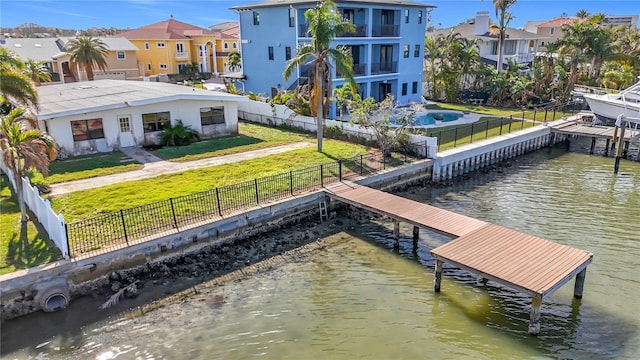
429,11,548,70
0,37,139,83
118,18,239,77
35,80,247,156
231,0,433,118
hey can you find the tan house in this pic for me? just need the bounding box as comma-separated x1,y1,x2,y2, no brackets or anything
527,17,575,50
119,18,237,77
0,37,139,83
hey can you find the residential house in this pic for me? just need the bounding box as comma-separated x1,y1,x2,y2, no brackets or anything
35,80,247,156
231,0,433,119
429,12,547,70
209,22,242,72
118,18,236,78
0,37,139,83
526,14,639,51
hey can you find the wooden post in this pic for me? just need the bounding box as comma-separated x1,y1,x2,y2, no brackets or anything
434,260,443,292
614,125,626,174
393,220,400,249
574,268,587,298
589,137,596,154
604,138,610,156
528,296,542,335
611,125,618,154
412,226,419,249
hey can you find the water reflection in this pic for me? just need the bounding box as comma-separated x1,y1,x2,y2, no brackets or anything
2,150,639,359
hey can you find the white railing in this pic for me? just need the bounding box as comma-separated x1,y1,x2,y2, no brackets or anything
0,161,69,258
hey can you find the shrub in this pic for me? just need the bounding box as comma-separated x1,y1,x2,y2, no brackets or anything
160,120,200,146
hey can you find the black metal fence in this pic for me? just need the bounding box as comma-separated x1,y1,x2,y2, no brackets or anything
65,153,403,256
421,104,581,152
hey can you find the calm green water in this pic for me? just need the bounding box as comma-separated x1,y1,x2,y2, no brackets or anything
3,149,639,359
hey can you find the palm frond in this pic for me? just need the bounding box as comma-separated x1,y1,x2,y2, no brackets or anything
99,281,140,310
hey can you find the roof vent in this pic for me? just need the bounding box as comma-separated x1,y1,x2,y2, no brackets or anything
14,44,22,48
35,43,42,47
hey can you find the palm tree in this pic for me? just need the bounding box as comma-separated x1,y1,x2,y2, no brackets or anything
66,35,109,81
0,48,38,110
227,51,242,72
575,10,590,19
283,0,356,153
24,59,52,85
0,107,57,222
489,0,517,72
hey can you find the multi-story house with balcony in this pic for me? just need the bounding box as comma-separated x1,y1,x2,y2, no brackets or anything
232,0,433,119
0,37,138,83
119,18,238,77
430,12,547,71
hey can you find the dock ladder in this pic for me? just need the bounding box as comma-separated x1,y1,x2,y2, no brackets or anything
319,200,328,222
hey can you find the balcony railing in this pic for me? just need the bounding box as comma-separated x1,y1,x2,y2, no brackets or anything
370,61,397,74
338,24,367,37
176,51,189,59
337,63,366,78
372,24,399,37
299,24,367,37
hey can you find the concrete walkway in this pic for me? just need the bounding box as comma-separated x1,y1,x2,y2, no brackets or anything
49,142,313,196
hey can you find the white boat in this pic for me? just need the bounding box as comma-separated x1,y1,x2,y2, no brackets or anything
583,80,640,122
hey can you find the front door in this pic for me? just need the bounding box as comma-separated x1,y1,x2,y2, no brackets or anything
118,115,135,147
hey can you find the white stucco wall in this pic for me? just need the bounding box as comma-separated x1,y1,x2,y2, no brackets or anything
43,99,239,156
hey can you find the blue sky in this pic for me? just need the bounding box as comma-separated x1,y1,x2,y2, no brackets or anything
0,0,637,30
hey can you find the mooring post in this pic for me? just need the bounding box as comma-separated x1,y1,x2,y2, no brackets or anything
614,125,626,174
574,268,587,298
393,220,400,249
604,138,610,156
412,226,419,249
589,137,596,154
434,260,443,292
528,296,542,335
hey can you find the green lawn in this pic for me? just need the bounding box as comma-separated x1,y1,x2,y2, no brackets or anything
0,177,62,275
151,121,313,162
51,140,368,222
31,152,143,186
430,102,574,122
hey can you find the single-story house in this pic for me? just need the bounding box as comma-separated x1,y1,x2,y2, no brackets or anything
35,79,248,156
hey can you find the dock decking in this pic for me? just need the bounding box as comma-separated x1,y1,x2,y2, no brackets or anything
324,181,593,334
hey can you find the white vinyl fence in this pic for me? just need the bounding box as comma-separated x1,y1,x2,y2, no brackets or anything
0,161,69,258
237,101,437,158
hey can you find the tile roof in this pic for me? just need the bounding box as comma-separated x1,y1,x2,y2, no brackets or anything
0,37,137,62
118,18,218,40
537,17,577,27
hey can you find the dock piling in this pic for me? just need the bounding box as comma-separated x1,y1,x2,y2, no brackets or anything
412,226,419,248
528,296,542,335
574,268,587,298
393,220,400,249
434,260,443,292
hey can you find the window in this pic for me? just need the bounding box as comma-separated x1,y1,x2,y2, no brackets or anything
405,9,409,23
418,10,423,24
117,51,125,60
176,42,185,55
71,119,104,141
144,42,150,50
402,83,408,96
143,112,170,133
412,81,418,94
253,11,260,25
343,9,354,23
147,63,152,71
177,63,188,72
159,64,168,70
403,44,409,58
414,44,420,57
232,42,237,49
268,46,274,60
224,42,229,50
503,40,516,55
550,27,555,35
285,46,292,60
200,107,225,125
289,7,295,27
156,42,165,48
119,116,131,132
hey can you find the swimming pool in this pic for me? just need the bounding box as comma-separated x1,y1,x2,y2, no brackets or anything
412,110,465,126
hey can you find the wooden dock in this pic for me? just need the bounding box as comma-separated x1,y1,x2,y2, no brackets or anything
324,181,593,335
